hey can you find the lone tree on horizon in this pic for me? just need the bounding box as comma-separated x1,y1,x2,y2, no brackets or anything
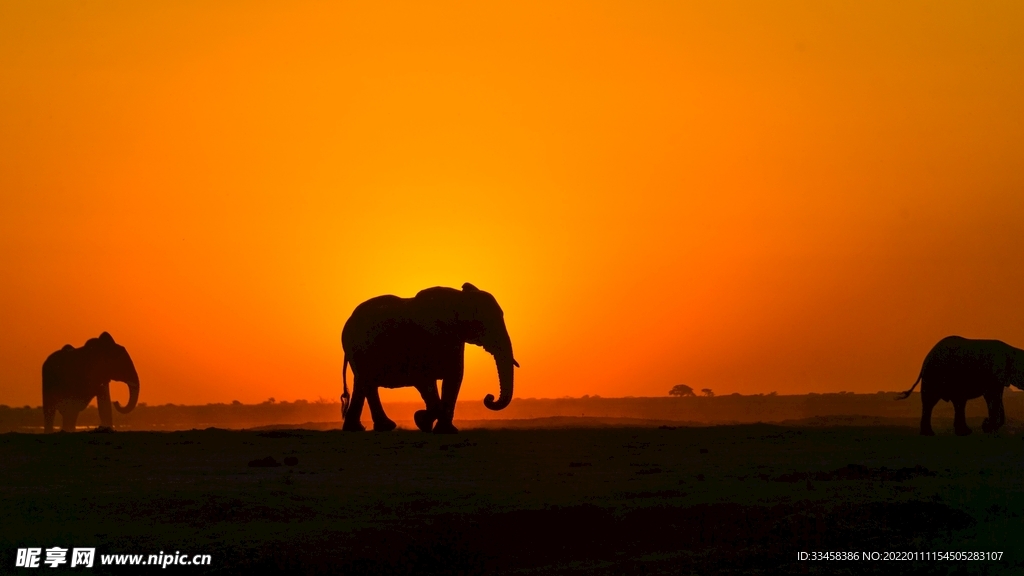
669,384,695,397
701,388,714,397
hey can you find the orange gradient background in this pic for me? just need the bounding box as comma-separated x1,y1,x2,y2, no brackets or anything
2,1,1023,407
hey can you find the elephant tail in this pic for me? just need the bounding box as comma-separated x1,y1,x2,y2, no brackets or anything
341,355,351,418
896,374,922,400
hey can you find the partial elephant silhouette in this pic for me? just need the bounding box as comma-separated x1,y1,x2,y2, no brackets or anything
897,336,1024,436
340,283,518,433
42,332,140,433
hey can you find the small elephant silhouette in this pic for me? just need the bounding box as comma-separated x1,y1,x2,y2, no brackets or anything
340,283,518,433
897,336,1024,435
42,332,140,432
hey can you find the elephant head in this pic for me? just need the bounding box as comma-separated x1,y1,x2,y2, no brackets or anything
1007,348,1024,390
457,283,519,411
88,332,140,414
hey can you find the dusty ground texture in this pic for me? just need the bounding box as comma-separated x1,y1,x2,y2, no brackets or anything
2,422,1022,575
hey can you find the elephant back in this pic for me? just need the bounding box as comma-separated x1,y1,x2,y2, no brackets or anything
343,295,413,351
42,345,81,392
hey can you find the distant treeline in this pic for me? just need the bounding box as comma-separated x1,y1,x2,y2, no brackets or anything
3,392,1023,432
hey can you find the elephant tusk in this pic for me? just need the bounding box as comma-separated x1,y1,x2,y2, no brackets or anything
513,359,520,368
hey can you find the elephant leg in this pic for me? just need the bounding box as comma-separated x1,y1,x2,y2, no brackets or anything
997,392,1007,428
982,388,1005,432
414,381,441,433
920,389,938,436
953,398,971,436
434,372,464,434
60,409,80,433
342,380,367,432
365,385,396,432
97,385,114,430
43,401,56,434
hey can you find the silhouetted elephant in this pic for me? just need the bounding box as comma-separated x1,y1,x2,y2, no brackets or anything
897,336,1024,435
341,283,518,433
42,332,140,433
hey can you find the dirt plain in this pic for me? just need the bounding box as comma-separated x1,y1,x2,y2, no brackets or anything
6,392,1024,432
2,417,1023,575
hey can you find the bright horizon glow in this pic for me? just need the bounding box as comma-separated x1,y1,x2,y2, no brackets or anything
2,1,1024,407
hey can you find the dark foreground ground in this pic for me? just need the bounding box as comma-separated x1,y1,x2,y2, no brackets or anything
2,421,1023,575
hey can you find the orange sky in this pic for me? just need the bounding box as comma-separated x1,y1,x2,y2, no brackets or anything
2,1,1023,407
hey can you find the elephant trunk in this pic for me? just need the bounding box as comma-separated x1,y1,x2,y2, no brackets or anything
484,347,516,411
114,378,139,414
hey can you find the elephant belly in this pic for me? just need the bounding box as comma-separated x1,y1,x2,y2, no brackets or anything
349,334,460,388
55,396,91,414
377,380,432,390
352,355,452,388
925,377,992,402
44,378,98,413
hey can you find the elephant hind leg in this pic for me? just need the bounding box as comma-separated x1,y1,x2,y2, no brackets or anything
953,399,971,436
60,409,80,433
920,389,939,436
364,384,396,432
414,381,441,433
342,382,367,432
43,404,56,434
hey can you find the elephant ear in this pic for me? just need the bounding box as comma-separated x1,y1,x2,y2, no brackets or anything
454,284,486,335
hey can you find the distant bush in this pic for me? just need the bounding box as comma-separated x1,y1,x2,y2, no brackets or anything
669,385,695,397
701,388,714,398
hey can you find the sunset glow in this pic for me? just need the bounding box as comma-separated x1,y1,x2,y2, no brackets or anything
2,1,1023,407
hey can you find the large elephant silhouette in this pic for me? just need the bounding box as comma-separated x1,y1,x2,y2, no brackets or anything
897,336,1024,435
42,332,140,433
340,283,518,433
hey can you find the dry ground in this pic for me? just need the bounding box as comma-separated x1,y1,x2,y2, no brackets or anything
2,421,1023,574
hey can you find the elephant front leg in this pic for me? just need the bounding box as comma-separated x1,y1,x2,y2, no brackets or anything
982,388,1006,433
434,372,464,434
97,384,114,430
953,399,971,436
